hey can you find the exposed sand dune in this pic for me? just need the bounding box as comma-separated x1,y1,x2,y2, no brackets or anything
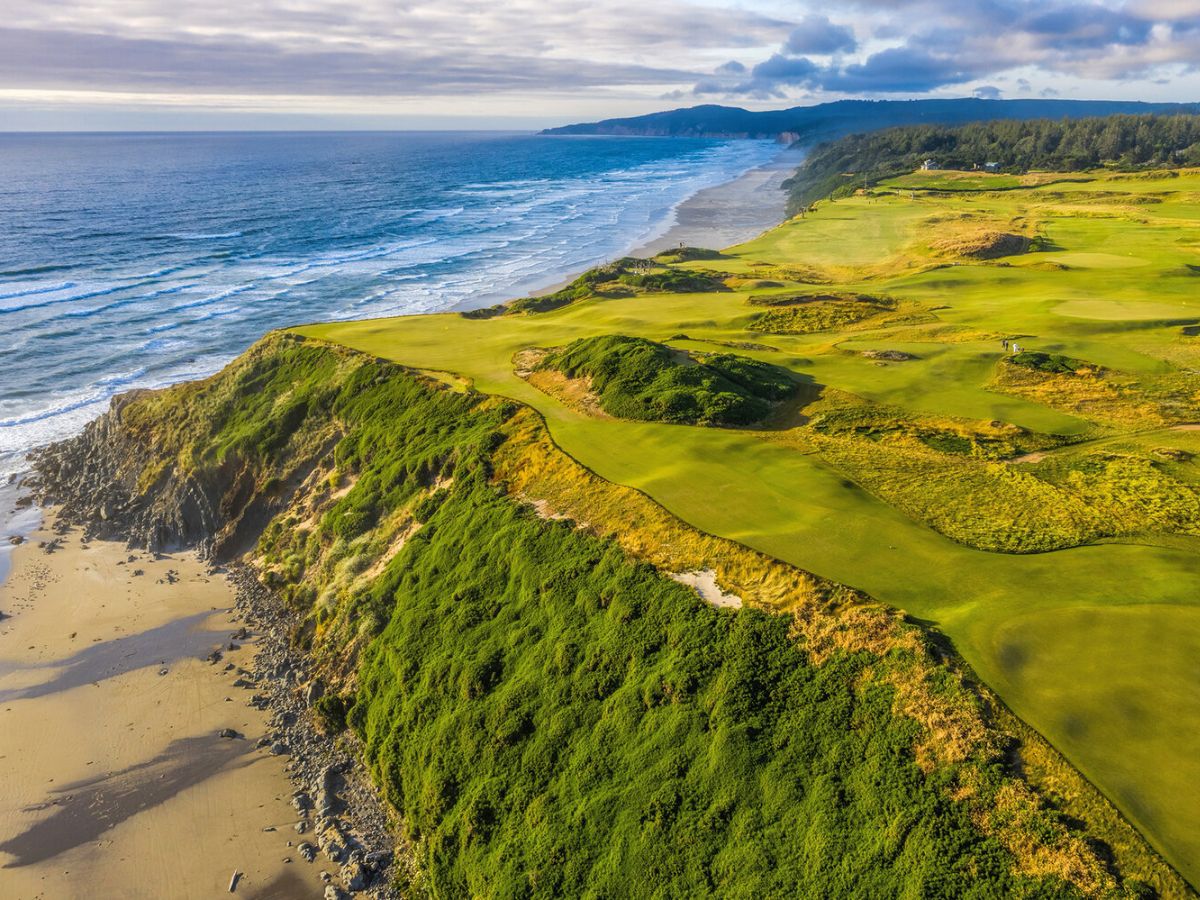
0,515,326,899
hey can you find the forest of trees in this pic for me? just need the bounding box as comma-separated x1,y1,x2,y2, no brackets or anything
787,113,1200,209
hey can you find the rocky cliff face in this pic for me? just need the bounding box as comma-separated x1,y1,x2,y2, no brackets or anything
29,354,338,560
30,391,223,552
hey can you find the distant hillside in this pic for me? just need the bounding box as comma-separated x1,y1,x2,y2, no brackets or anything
541,98,1200,144
784,113,1200,210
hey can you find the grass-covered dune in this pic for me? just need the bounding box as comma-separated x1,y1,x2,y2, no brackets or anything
42,333,1189,897
299,164,1200,890
536,334,794,426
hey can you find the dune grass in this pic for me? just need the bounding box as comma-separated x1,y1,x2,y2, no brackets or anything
300,167,1200,889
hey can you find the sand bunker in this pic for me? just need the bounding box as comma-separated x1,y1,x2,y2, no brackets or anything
669,570,743,609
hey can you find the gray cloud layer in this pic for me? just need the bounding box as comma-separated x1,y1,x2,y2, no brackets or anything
0,0,789,95
1,0,1197,105
694,0,1200,99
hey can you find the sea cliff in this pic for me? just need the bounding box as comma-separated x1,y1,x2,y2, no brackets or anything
25,331,1191,898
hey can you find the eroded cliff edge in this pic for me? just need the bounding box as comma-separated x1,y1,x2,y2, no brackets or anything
30,332,1193,898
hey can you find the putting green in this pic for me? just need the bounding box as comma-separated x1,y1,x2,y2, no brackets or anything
301,167,1200,887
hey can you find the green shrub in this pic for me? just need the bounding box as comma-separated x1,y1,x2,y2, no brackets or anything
1008,351,1094,375
314,693,352,733
351,476,1071,898
541,335,794,426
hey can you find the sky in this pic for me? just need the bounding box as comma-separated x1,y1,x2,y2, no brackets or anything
1,0,1198,130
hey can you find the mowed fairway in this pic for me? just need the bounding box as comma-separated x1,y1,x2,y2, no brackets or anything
299,168,1200,886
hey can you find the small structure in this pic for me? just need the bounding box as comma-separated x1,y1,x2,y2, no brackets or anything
984,161,1001,172
921,159,937,171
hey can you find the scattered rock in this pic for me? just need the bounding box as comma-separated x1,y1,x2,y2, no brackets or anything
131,568,144,577
324,884,348,900
7,535,23,546
342,858,369,892
217,728,240,740
305,679,326,706
205,649,223,664
158,667,169,677
295,821,308,834
270,742,289,756
298,842,317,862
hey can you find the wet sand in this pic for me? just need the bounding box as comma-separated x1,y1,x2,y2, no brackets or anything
0,512,326,899
523,147,805,302
630,147,805,257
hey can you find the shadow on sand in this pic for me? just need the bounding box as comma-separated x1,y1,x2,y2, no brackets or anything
0,733,255,867
0,610,228,702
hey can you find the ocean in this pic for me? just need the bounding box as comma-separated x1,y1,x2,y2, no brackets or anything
0,131,781,478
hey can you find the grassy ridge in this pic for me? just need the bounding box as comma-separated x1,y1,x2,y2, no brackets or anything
540,335,793,426
93,333,1183,896
353,477,1065,898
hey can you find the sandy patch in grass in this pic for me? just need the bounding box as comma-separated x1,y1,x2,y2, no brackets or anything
668,569,743,609
515,348,611,420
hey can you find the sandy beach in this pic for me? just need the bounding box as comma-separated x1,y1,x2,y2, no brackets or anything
0,510,326,899
520,147,802,303
630,147,804,256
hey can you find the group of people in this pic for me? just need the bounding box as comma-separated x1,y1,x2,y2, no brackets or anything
1001,338,1022,354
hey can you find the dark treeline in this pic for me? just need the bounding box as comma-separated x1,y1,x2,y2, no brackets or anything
787,114,1200,210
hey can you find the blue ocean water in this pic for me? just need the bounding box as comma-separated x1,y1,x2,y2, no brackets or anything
0,132,780,476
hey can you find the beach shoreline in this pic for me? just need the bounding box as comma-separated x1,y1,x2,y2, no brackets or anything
505,146,803,304
628,146,802,257
0,506,400,899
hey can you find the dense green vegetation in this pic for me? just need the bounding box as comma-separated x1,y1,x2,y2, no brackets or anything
116,334,1147,896
352,477,1073,898
541,335,793,425
463,258,726,319
1008,351,1096,376
787,114,1200,209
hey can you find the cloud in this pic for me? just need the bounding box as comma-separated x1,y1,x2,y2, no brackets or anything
691,0,1200,99
783,15,858,54
0,0,793,97
1024,4,1153,48
2,0,1199,119
973,84,1003,98
823,46,986,92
